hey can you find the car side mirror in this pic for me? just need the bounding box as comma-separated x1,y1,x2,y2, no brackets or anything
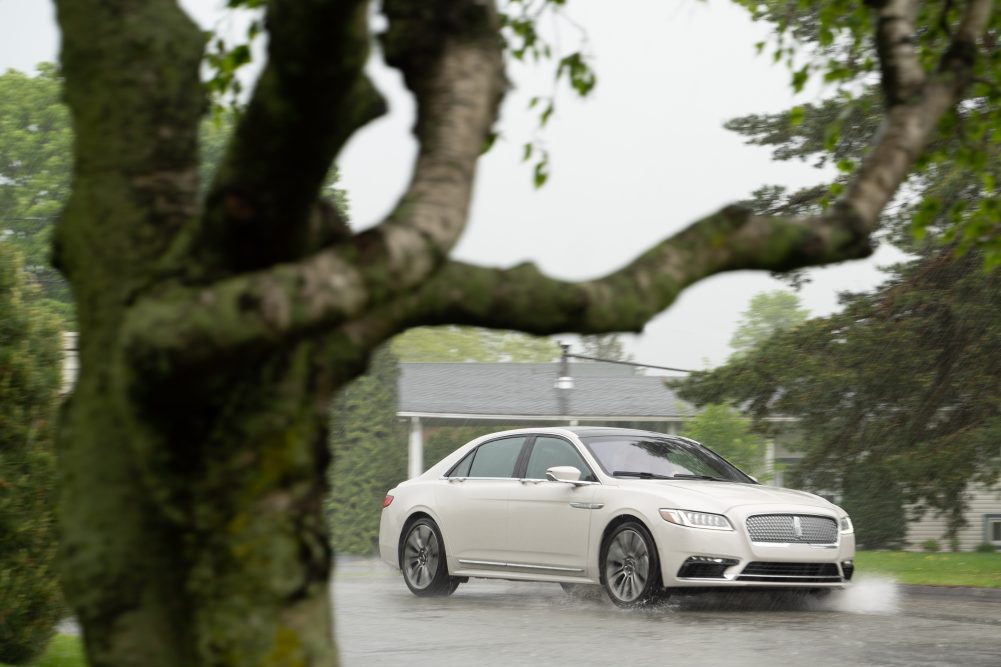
546,466,583,484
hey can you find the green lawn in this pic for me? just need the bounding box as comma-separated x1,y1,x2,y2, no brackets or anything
0,635,87,667
856,550,1001,588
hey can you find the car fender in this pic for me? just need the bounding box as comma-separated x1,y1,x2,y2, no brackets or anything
590,505,662,579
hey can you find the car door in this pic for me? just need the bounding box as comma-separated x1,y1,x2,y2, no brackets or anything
434,435,528,567
505,435,597,574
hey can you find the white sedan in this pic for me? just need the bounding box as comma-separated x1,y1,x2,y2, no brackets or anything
379,426,855,607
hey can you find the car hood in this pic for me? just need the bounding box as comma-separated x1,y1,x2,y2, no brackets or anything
613,479,839,514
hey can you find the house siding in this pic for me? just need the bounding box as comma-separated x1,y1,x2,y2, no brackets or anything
905,483,1001,551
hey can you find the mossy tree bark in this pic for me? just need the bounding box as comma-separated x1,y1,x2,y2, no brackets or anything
50,0,993,665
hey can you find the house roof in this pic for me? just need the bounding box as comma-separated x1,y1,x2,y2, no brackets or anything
398,362,696,420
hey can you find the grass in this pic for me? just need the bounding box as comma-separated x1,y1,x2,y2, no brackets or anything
0,635,87,667
856,550,1001,588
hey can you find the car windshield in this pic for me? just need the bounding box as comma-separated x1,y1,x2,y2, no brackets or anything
580,435,754,483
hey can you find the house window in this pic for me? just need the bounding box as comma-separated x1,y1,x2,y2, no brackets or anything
985,514,1001,545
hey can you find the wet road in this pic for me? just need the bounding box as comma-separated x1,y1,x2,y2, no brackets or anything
332,559,1001,667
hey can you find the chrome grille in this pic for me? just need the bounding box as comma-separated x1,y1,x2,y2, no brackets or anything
745,514,838,544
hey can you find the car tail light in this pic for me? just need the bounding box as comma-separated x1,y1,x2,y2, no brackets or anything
383,494,394,508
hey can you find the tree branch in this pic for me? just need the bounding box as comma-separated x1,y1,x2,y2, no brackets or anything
871,0,925,106
123,0,993,374
185,0,385,277
844,0,992,226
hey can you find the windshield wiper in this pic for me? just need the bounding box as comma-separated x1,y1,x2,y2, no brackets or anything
669,473,728,481
612,471,673,480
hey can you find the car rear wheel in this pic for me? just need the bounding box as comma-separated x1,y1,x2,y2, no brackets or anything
400,517,460,597
601,521,663,607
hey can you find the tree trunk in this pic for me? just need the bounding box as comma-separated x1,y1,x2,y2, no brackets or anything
53,1,346,664
59,340,339,666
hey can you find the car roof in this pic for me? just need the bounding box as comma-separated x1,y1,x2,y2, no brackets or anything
559,426,681,439
466,425,688,443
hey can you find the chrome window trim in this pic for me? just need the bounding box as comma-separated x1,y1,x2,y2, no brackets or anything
440,476,521,482
442,476,602,486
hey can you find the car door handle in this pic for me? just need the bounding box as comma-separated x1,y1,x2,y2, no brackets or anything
569,502,604,510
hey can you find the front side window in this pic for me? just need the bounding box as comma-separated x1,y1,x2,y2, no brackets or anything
464,436,527,478
525,436,596,482
581,435,752,483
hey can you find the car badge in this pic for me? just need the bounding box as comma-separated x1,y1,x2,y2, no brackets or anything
793,516,803,539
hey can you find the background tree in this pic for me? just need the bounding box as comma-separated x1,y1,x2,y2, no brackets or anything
677,249,1001,541
42,0,998,665
392,326,556,363
680,404,766,478
0,243,63,664
676,0,1001,544
0,65,72,317
578,333,633,362
729,290,809,357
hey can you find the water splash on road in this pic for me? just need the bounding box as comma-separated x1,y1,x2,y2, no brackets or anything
824,576,899,614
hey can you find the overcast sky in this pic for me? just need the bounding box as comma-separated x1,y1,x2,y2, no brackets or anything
0,0,903,369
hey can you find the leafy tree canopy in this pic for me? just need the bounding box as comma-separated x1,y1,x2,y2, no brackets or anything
0,65,71,312
729,290,809,357
392,326,557,363
680,404,766,478
677,250,1001,537
679,2,1001,539
732,0,1001,265
578,333,633,362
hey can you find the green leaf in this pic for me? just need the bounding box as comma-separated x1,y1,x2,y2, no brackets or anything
481,131,499,154
533,157,549,189
789,106,806,127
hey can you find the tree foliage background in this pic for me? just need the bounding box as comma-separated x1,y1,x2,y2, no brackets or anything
678,67,1001,542
680,404,767,478
0,244,63,664
728,290,809,358
0,65,72,320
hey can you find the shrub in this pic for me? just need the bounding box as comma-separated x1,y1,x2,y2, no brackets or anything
0,244,64,664
975,542,998,553
921,539,941,552
327,347,406,556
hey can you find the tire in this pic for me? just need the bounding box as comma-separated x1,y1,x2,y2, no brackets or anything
600,521,663,607
399,517,460,597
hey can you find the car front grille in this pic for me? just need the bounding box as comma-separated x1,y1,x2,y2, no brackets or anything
737,562,843,583
745,514,838,544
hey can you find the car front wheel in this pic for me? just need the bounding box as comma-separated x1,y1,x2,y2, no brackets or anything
400,517,460,597
600,521,663,607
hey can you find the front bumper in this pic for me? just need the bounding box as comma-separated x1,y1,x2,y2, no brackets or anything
654,506,856,588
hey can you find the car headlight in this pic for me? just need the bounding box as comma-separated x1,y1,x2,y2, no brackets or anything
660,509,734,531
839,515,854,534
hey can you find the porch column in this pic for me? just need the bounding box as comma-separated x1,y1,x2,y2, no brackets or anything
765,438,776,485
408,416,424,479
